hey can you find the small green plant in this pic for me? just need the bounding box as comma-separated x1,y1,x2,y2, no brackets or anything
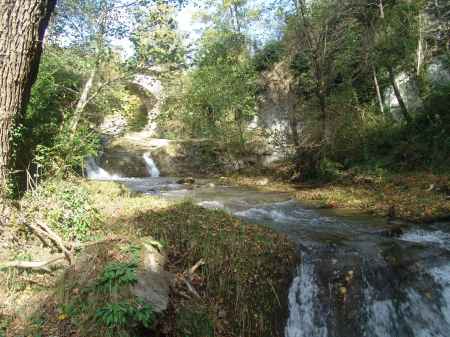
89,244,153,336
96,299,154,330
0,315,11,337
95,261,139,292
119,243,142,261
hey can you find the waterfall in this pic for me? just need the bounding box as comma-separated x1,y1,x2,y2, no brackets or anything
85,157,120,180
285,256,328,337
143,154,160,177
429,265,450,326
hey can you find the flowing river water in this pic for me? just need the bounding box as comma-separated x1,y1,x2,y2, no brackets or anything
86,159,450,337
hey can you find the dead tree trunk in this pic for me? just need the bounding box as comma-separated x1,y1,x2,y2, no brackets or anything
0,0,56,196
388,67,412,124
378,0,385,19
372,65,384,114
70,67,97,132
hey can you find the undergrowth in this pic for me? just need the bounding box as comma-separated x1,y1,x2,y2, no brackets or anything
37,241,155,337
3,180,297,337
21,179,102,242
128,202,297,337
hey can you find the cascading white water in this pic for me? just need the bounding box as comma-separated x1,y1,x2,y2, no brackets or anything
400,230,450,250
85,157,121,180
361,229,450,337
285,256,328,337
429,265,450,326
110,174,450,337
143,154,160,177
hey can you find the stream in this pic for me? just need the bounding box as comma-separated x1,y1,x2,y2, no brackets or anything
86,159,450,337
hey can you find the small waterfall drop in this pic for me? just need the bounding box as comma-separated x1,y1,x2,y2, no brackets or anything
285,255,328,337
85,157,120,180
143,154,160,177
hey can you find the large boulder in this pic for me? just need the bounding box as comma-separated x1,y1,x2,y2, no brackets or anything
132,237,174,313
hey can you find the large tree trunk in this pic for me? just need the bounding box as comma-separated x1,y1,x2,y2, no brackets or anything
388,67,412,124
0,0,56,197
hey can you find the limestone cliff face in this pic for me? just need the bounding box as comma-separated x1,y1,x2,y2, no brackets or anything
385,58,450,120
257,61,296,136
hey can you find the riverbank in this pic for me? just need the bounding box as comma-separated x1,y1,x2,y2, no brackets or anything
222,170,450,223
0,179,297,337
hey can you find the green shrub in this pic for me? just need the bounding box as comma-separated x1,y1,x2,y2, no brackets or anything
23,180,101,242
34,126,101,178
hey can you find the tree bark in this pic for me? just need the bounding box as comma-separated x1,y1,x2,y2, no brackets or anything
378,0,385,19
0,0,57,196
372,65,384,114
388,67,412,124
416,14,423,77
288,107,300,149
70,66,97,132
317,91,328,144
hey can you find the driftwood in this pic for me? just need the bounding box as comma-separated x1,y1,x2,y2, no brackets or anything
0,256,65,272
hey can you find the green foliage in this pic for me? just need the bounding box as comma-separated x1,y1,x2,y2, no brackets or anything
253,40,284,71
132,1,186,68
96,299,155,330
374,1,422,71
34,126,101,178
12,48,85,183
91,245,154,336
96,261,139,292
162,29,257,144
51,242,155,337
24,180,101,242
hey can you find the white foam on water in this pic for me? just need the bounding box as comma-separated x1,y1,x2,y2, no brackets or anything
285,259,328,337
366,299,398,337
400,288,450,337
197,201,225,209
143,154,160,178
429,265,450,326
85,157,121,180
235,201,300,223
400,230,450,250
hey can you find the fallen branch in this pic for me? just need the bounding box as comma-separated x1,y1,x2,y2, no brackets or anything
27,221,72,264
188,259,205,276
72,236,122,250
0,256,65,272
182,277,201,299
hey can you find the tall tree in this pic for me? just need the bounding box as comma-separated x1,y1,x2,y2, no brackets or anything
52,0,151,132
289,0,356,144
132,1,187,70
0,0,57,198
